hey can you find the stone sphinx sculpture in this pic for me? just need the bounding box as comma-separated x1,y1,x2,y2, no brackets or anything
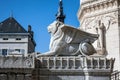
38,21,98,56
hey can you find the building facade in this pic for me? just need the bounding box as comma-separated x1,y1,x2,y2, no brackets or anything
77,0,120,70
0,17,36,56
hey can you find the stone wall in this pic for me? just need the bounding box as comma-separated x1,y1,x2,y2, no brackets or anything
0,56,34,68
0,56,35,80
38,56,115,80
77,0,120,70
0,69,32,80
0,56,114,80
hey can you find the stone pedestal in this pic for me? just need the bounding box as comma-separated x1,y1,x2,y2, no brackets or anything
84,69,111,80
38,56,115,80
0,56,35,80
83,57,114,80
0,56,114,80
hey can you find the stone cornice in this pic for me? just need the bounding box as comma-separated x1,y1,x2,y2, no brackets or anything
0,33,29,36
77,0,116,20
81,0,111,5
80,7,119,26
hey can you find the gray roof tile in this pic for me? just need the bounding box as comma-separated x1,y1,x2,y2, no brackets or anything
0,17,27,33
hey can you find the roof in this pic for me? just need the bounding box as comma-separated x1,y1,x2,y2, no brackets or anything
0,17,27,33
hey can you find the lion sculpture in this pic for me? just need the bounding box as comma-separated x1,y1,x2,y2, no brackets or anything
38,21,98,56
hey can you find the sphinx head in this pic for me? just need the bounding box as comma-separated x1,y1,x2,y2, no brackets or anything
47,21,63,35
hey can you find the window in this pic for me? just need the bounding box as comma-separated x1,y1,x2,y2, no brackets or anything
16,38,21,40
3,38,8,40
8,49,20,54
2,49,7,55
20,49,25,54
15,49,20,52
9,49,25,54
1,49,25,55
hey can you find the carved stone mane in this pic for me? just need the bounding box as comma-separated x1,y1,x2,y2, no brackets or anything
38,21,98,56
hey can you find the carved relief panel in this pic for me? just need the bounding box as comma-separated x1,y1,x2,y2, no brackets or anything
80,11,118,55
81,12,118,33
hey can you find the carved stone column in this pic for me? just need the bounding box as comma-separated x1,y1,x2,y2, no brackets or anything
83,57,115,80
24,74,32,80
0,74,7,80
16,74,24,80
8,73,16,80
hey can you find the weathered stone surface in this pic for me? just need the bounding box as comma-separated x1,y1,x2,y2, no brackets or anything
0,74,7,80
0,55,36,80
38,56,114,80
16,74,24,80
0,55,115,80
0,56,34,68
78,0,120,70
38,56,114,70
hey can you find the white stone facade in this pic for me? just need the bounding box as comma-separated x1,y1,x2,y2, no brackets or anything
77,0,120,70
0,17,36,57
0,34,29,56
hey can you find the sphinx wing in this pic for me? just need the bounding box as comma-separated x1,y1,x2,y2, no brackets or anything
61,25,98,44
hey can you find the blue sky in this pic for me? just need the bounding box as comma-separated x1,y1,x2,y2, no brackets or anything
0,0,80,53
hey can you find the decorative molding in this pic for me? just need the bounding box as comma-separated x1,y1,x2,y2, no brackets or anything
78,0,117,20
82,11,118,31
80,8,118,26
0,56,34,68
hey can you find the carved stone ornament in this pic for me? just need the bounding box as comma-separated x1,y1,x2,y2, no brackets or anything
83,12,118,32
38,21,98,57
24,58,33,67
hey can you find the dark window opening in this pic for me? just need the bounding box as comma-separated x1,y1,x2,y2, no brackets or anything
3,38,8,40
16,38,21,40
15,49,20,52
2,49,7,55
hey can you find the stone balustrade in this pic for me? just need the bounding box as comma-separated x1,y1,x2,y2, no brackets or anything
0,73,32,80
38,56,115,70
0,56,34,68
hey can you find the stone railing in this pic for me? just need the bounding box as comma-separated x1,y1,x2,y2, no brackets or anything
111,70,120,80
38,56,115,70
0,73,32,80
0,56,35,68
